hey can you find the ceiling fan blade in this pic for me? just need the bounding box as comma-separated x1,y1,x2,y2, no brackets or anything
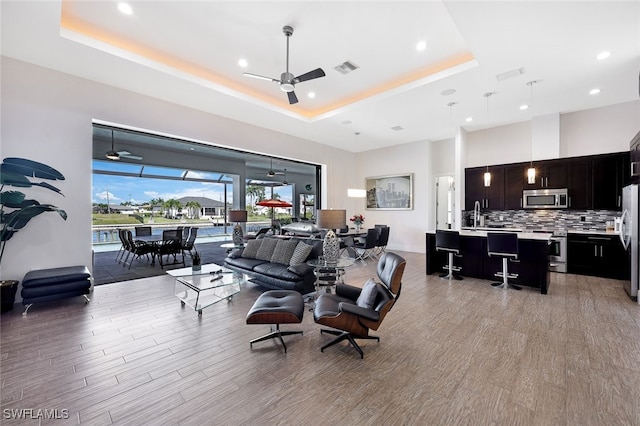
118,151,143,160
294,68,326,83
287,91,299,105
243,72,279,83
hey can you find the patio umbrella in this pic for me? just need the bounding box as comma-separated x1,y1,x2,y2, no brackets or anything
256,199,292,221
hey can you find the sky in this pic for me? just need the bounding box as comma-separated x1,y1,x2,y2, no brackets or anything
91,162,292,206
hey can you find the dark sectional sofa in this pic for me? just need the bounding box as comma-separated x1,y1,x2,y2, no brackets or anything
224,236,323,294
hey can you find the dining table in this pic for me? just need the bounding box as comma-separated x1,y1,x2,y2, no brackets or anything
134,234,164,266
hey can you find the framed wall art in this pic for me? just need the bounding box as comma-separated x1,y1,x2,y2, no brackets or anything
365,173,413,210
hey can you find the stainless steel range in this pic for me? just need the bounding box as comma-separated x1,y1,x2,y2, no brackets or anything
549,230,567,273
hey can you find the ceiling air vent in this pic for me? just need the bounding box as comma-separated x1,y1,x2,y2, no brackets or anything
334,60,359,75
496,67,524,81
391,126,404,131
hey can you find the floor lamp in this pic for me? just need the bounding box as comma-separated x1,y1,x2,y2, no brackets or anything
317,209,346,263
229,210,248,245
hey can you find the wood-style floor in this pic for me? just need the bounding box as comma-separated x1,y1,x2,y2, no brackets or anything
1,251,639,425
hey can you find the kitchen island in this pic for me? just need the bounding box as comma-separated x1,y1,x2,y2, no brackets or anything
426,230,552,294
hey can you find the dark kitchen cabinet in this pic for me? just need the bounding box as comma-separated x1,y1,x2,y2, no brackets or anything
504,164,526,209
466,151,629,212
567,233,628,280
567,158,592,209
464,166,504,211
525,159,568,189
426,233,550,293
593,152,630,210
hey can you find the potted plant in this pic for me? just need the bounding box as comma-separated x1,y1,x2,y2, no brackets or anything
1,157,67,312
350,214,365,232
191,249,201,271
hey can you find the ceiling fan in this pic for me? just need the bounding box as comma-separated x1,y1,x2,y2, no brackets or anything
266,159,285,177
105,130,143,161
243,25,325,105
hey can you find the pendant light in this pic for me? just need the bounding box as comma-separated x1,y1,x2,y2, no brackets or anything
483,92,494,187
527,80,538,184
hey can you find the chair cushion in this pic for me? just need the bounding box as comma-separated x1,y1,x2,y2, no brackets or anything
256,238,279,261
289,241,313,266
242,239,262,259
270,239,299,265
356,278,378,309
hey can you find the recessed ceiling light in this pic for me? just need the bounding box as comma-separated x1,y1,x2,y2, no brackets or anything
441,88,456,96
308,92,315,99
118,2,133,15
596,51,611,60
342,120,352,125
465,117,473,122
520,104,529,110
238,59,248,68
416,40,427,51
589,88,601,95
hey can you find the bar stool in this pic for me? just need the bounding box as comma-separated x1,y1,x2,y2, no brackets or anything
487,232,521,290
435,230,463,280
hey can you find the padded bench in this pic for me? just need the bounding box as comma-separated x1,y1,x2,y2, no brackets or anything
21,265,92,315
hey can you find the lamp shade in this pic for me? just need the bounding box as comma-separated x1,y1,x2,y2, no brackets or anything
317,209,346,230
347,188,366,198
229,210,248,222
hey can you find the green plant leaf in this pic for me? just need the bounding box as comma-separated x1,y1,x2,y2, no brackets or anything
2,157,65,180
0,166,32,187
1,205,67,241
0,191,40,209
1,165,64,194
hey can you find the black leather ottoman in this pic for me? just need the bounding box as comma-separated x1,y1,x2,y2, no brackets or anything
21,265,91,315
246,290,304,353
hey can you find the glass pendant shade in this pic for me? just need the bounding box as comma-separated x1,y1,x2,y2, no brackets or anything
483,172,491,187
527,167,536,184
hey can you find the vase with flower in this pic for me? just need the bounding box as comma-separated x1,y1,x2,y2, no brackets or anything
350,214,365,232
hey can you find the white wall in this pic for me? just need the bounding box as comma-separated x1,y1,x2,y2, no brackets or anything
561,101,640,158
356,140,430,253
465,100,639,168
0,58,357,288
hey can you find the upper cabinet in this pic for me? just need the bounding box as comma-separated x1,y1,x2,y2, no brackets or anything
504,165,525,209
524,159,568,189
592,152,630,210
567,158,592,210
464,166,504,211
465,152,629,211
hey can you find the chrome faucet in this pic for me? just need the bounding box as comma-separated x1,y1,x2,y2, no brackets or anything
474,200,481,229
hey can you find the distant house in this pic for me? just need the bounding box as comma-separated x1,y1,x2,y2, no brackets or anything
177,196,230,219
107,204,135,215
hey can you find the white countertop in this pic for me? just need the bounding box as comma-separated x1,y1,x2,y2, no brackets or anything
459,229,552,240
567,229,620,236
429,229,552,241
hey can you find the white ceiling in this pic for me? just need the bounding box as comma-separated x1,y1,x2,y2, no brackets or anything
2,1,638,153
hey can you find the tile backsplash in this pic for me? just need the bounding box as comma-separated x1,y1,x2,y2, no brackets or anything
462,209,621,232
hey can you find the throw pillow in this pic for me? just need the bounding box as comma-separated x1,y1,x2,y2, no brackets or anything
356,278,378,309
289,241,313,266
270,239,299,265
256,238,279,261
242,239,262,259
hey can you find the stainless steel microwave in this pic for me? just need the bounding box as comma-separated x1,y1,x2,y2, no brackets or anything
522,188,569,209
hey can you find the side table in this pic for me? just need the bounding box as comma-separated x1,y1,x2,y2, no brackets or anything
307,258,356,295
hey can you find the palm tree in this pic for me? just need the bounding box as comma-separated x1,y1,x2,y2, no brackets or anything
164,199,182,219
246,185,265,206
184,201,201,219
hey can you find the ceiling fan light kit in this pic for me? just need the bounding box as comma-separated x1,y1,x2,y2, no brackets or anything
105,129,143,161
242,25,325,105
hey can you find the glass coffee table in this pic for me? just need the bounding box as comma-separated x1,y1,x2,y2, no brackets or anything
167,263,245,316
